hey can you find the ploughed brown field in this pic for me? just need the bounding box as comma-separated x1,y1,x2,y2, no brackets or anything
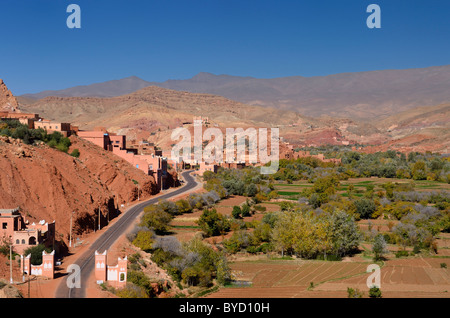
206,257,450,298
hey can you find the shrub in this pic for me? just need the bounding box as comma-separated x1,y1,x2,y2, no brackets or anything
395,250,409,258
241,204,251,217
175,199,192,214
368,286,382,298
115,284,149,298
126,225,151,242
254,205,267,212
46,132,71,153
157,200,179,215
440,263,447,269
123,270,156,298
231,206,242,219
132,231,154,252
347,287,364,298
70,148,80,158
222,230,250,253
279,201,295,211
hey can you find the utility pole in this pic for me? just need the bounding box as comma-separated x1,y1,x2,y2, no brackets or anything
27,270,30,298
21,255,24,283
9,237,13,284
69,211,74,248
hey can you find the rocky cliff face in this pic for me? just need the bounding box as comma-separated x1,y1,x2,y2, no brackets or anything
0,79,19,112
0,135,159,250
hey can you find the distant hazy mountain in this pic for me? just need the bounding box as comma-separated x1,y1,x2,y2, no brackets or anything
21,76,152,99
21,65,450,120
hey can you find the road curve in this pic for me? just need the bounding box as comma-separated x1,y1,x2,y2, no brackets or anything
55,170,199,298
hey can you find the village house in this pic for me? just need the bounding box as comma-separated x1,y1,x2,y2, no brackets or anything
77,127,169,190
0,207,55,254
0,112,74,137
34,119,72,137
282,147,342,164
0,112,40,129
196,161,219,176
126,140,162,156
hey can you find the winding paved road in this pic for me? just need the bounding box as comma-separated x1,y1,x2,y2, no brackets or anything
55,170,199,298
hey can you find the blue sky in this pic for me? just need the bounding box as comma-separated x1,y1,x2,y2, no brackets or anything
1,0,449,95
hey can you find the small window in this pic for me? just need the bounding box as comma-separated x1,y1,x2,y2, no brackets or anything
136,164,139,169
16,239,20,244
2,223,7,229
21,239,25,244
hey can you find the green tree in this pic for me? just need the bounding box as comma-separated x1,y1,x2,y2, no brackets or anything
368,286,382,298
330,211,362,257
241,204,251,217
271,212,297,256
215,256,231,285
381,182,395,199
175,199,192,214
140,208,173,234
246,184,258,197
412,160,427,180
231,206,242,219
196,208,230,237
280,201,295,211
23,244,52,265
354,198,377,219
132,230,154,252
372,234,388,261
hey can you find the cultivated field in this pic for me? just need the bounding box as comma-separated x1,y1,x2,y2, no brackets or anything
275,177,450,201
207,256,450,298
168,178,450,298
170,195,280,243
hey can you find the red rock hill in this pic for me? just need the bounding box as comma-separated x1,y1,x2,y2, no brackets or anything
0,135,159,247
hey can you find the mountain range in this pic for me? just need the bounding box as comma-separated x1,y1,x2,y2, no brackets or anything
16,86,449,154
20,65,450,120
